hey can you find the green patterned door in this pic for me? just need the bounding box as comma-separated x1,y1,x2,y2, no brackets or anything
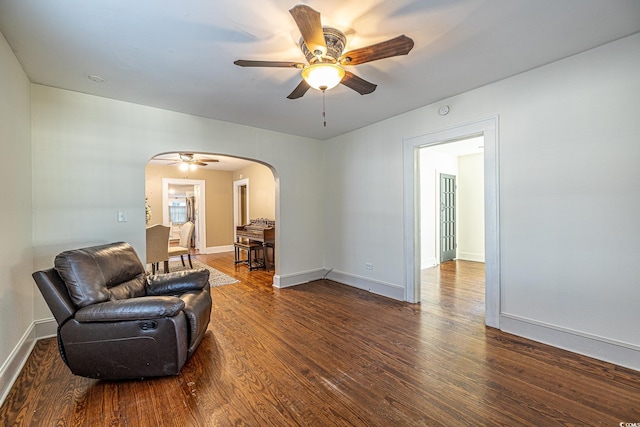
440,174,456,263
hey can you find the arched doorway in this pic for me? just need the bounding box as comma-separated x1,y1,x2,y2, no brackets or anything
145,152,277,269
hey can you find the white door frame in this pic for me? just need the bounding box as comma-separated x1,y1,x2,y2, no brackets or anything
162,178,206,253
233,178,249,240
403,116,500,328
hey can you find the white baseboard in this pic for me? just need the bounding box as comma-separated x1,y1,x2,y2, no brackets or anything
421,258,438,269
273,268,325,288
273,268,404,301
35,317,57,339
203,245,234,254
457,252,485,262
421,255,484,268
325,270,405,301
0,324,37,406
501,314,640,372
0,318,57,406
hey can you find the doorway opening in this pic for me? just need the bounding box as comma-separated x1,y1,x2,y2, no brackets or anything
419,137,486,321
403,117,500,328
162,178,206,254
419,136,486,269
234,178,249,238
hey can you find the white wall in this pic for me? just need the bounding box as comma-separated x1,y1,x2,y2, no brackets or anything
0,30,33,400
31,85,326,319
324,33,640,369
457,153,484,262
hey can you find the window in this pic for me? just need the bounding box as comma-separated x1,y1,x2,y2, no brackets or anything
168,204,187,224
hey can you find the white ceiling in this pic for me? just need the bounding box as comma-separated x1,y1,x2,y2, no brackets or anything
1,0,639,140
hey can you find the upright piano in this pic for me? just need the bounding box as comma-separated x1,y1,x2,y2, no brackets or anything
236,218,275,270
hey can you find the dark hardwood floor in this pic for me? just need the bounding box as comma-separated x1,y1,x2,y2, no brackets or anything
1,255,638,426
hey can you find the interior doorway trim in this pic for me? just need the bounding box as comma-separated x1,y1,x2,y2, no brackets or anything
233,178,249,234
161,178,207,254
403,116,500,328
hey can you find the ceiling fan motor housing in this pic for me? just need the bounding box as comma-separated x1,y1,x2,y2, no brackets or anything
300,27,346,64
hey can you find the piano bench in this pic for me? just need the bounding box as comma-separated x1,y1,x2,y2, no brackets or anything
234,241,265,271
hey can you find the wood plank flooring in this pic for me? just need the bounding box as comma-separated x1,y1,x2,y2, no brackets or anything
1,256,638,426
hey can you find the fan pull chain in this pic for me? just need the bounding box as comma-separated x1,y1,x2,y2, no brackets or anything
322,89,327,127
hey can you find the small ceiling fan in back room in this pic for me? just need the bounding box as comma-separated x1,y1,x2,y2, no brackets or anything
234,4,414,125
155,153,219,171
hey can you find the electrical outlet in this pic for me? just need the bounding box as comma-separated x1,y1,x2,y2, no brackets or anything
365,262,373,270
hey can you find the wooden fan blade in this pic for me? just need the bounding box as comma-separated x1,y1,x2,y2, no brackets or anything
287,80,311,99
199,159,220,163
193,162,208,167
234,60,304,68
340,71,377,95
339,35,414,66
289,4,327,56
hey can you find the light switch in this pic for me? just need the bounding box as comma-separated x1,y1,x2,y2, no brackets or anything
117,211,128,222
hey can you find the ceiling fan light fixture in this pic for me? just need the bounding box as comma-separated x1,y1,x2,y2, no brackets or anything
178,161,197,171
301,63,345,91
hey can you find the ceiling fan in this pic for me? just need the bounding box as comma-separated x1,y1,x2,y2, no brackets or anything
234,4,414,99
156,153,219,170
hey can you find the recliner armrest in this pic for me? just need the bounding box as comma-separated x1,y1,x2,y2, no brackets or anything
75,296,185,322
146,269,210,296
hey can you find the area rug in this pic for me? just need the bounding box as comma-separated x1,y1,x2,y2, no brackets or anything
148,259,239,287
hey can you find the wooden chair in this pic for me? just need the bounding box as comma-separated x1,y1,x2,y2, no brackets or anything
168,221,195,268
145,224,170,274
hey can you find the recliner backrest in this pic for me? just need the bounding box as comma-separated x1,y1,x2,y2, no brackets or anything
54,242,147,308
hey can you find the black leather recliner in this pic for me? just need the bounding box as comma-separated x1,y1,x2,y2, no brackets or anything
32,241,212,380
